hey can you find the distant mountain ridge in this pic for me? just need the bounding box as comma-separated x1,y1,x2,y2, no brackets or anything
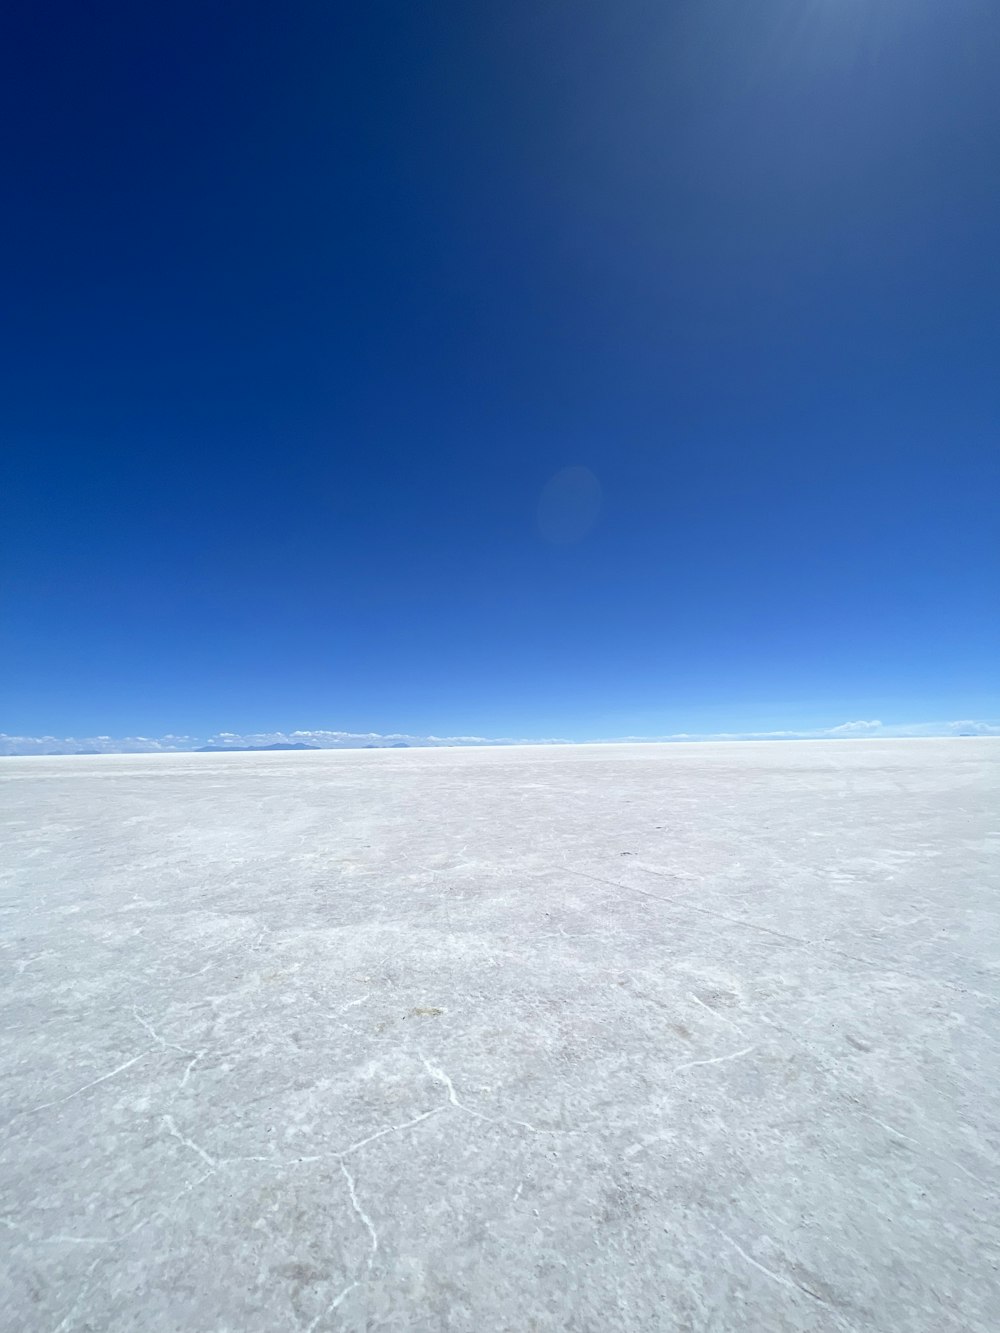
195,742,320,753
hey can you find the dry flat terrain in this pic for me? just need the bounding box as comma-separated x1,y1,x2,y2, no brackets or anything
2,740,999,1331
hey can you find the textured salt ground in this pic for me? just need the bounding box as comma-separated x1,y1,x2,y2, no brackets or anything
1,739,998,1331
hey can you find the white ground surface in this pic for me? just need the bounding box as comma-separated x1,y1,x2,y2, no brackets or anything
2,739,999,1332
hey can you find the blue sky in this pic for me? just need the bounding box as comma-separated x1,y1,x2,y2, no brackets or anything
3,0,999,752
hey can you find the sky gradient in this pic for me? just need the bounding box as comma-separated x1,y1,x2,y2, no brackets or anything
3,0,999,748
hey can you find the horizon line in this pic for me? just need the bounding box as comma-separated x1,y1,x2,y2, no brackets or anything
2,717,999,756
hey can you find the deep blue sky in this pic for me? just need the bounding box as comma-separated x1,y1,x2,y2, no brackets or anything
3,0,998,743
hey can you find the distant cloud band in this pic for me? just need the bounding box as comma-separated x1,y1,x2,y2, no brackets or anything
0,720,997,755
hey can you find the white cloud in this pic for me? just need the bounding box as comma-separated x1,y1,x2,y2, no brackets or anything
598,719,1000,743
944,719,1000,736
0,729,571,755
